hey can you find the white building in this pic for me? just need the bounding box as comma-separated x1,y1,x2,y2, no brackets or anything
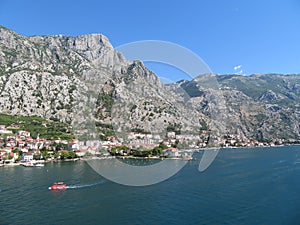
167,132,176,139
22,153,33,162
0,129,12,134
18,130,31,137
162,148,180,158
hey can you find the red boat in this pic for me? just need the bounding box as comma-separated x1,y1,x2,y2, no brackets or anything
48,182,67,190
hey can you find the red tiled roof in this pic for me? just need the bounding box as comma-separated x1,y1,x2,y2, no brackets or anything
163,148,178,152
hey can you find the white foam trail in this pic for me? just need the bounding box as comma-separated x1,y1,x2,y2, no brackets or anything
66,180,106,189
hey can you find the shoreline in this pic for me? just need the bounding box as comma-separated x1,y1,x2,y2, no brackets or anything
193,143,300,151
1,144,299,167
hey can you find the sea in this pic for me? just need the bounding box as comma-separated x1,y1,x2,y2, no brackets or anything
1,146,300,225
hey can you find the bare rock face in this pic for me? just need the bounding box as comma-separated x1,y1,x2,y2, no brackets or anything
0,25,128,124
0,25,299,140
0,26,205,137
0,26,126,123
172,74,300,140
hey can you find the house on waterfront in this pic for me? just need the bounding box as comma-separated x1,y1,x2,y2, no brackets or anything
87,146,99,155
74,149,87,157
86,140,102,149
162,148,180,158
22,153,34,162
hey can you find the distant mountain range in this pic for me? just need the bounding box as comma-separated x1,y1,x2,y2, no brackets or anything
172,74,300,140
0,25,299,141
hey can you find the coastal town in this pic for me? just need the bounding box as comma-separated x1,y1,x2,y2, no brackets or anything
0,123,300,167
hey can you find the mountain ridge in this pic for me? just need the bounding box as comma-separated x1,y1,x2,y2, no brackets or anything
0,25,299,142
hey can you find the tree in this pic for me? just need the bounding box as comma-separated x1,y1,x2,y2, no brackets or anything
60,151,77,160
151,146,162,156
171,139,179,148
41,150,50,159
158,143,168,150
60,151,69,160
16,156,22,162
33,154,41,160
68,151,77,159
53,152,59,159
110,145,130,156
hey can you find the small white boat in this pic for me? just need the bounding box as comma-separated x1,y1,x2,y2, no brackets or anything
22,162,35,167
34,163,44,167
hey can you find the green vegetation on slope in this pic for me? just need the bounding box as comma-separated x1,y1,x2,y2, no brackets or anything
0,114,73,140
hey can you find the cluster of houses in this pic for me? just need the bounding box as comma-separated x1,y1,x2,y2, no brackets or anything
123,130,298,149
1,123,299,166
212,133,300,148
124,131,205,149
0,125,69,164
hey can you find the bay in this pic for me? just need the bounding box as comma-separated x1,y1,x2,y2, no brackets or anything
1,146,300,225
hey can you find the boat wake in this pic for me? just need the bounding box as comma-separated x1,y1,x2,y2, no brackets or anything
66,180,106,189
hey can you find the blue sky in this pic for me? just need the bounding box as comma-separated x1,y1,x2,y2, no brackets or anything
0,0,299,81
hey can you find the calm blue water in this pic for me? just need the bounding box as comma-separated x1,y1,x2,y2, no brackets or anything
1,146,300,225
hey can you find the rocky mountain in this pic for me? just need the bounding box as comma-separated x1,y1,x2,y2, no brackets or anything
0,25,206,143
0,25,299,141
0,25,127,122
172,74,300,140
